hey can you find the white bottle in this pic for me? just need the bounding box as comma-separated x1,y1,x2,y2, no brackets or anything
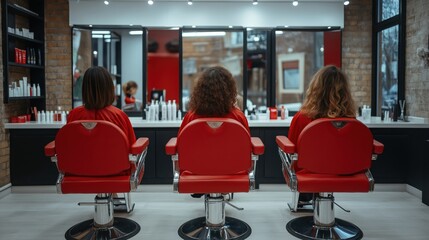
154,101,159,121
61,111,66,124
32,84,36,96
23,77,27,96
178,110,182,120
37,111,41,123
36,84,41,96
41,111,45,123
161,101,167,121
27,84,31,97
167,100,172,121
172,100,177,121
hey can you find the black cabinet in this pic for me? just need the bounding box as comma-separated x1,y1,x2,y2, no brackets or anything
1,0,45,110
10,129,57,185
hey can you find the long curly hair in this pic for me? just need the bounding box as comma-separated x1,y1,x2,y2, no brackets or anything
189,66,237,116
300,65,356,119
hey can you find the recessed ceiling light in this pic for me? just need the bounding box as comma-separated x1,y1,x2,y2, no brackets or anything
148,0,154,5
104,1,109,5
292,1,298,7
344,1,350,6
253,0,258,5
188,0,193,5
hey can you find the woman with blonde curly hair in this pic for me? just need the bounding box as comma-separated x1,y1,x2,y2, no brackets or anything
288,65,356,144
179,66,249,133
288,65,356,204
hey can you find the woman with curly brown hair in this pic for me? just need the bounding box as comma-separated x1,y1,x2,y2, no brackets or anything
179,66,249,134
288,65,356,204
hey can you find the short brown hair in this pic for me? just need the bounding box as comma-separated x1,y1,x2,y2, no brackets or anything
189,66,237,116
82,66,115,110
301,65,356,119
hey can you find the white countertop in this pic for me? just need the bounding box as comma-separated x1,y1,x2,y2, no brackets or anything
4,116,429,129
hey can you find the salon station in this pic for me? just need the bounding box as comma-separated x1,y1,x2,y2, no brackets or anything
1,0,429,240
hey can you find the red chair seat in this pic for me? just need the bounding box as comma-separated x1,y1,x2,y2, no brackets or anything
296,170,371,193
178,171,250,193
61,175,133,194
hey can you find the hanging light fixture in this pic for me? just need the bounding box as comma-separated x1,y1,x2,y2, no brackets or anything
344,1,350,5
188,0,193,5
148,0,154,5
292,1,298,7
253,0,258,6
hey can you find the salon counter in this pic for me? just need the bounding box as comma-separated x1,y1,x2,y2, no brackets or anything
4,116,429,205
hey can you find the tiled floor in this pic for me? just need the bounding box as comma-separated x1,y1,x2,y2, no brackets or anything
0,184,428,239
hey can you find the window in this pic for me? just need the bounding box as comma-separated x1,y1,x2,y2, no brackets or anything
372,0,405,115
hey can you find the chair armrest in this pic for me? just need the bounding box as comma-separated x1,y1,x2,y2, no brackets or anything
276,136,296,154
131,137,149,155
165,137,178,155
44,141,56,157
373,140,384,154
251,137,264,155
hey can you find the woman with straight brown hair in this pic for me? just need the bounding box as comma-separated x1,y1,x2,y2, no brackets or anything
67,66,136,146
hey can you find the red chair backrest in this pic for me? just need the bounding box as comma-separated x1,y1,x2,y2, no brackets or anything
55,120,130,176
177,118,252,175
297,118,373,175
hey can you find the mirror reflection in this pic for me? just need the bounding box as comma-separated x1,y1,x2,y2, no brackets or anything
146,28,180,107
275,29,341,115
246,29,269,111
72,27,144,115
181,28,245,112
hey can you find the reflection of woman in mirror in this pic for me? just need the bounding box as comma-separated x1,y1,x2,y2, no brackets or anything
122,81,142,111
73,68,83,106
123,81,138,104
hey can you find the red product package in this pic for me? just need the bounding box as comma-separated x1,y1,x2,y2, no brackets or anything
22,49,27,64
15,48,19,63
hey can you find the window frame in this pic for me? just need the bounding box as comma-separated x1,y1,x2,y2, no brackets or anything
371,0,406,115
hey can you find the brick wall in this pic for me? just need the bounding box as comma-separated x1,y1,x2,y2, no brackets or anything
45,0,72,111
406,0,429,118
342,0,373,108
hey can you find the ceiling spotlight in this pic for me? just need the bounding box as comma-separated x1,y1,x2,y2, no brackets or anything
292,1,298,7
148,0,153,5
253,0,258,6
104,0,109,5
188,0,193,5
344,1,350,5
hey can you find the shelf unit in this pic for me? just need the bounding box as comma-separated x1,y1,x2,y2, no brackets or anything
2,0,45,111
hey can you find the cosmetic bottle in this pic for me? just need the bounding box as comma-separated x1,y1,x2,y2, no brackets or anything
172,100,177,121
37,111,41,123
161,101,167,121
41,111,45,123
167,100,172,121
36,84,41,96
178,110,182,120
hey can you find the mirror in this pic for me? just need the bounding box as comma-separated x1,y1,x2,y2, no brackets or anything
181,28,246,112
275,29,341,115
246,28,270,112
146,28,180,108
72,26,144,116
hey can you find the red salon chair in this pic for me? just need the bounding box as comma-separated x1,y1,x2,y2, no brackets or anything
165,118,264,240
276,118,384,240
44,120,149,240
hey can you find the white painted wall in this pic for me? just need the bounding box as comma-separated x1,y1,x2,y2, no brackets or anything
69,1,344,28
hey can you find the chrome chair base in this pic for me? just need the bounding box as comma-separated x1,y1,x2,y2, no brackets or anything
65,217,140,240
178,216,251,240
286,216,363,240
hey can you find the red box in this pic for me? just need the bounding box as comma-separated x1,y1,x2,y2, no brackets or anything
269,107,278,120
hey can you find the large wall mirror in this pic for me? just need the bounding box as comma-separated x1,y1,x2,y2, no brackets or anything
275,28,341,114
72,26,144,116
180,27,246,112
146,28,180,107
